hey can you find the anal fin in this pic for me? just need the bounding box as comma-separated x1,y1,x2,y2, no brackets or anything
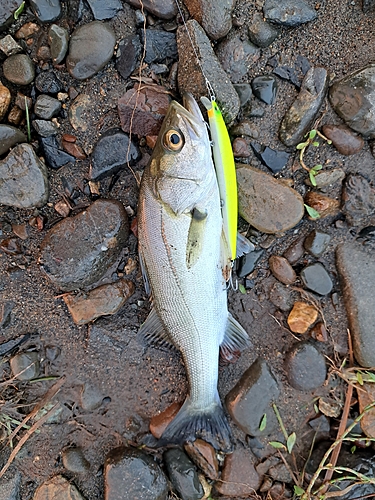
139,308,175,349
220,313,250,362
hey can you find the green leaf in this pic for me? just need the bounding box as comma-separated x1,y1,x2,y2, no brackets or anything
309,170,317,186
311,164,323,173
314,403,319,413
356,371,364,386
287,432,296,454
239,283,246,294
296,142,308,150
350,445,357,454
304,204,321,220
259,413,267,431
365,371,375,382
327,139,332,145
269,441,286,450
309,129,317,140
312,141,320,147
14,1,25,19
294,486,305,496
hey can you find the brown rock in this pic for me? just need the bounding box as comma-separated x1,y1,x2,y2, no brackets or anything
149,402,181,439
15,22,40,39
54,200,71,217
283,237,305,265
310,321,328,342
34,475,84,500
358,384,375,438
322,124,364,155
287,301,318,334
0,83,11,121
232,137,251,157
304,191,340,218
62,140,86,160
15,92,32,111
7,105,23,125
12,223,28,240
62,133,76,143
269,255,296,285
185,439,219,480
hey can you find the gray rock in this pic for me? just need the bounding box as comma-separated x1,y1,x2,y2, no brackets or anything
0,472,20,500
0,144,49,208
230,119,259,139
87,0,123,20
116,35,141,80
0,125,27,155
66,21,116,80
304,230,331,257
0,0,23,32
34,94,61,120
34,475,85,500
233,83,253,106
32,119,58,137
105,447,168,500
226,358,280,436
48,24,69,64
164,448,204,500
216,33,260,84
30,0,62,22
236,249,264,278
304,168,345,189
269,281,296,311
183,0,235,40
124,0,177,19
35,71,63,94
285,342,327,391
264,0,317,26
336,242,375,367
62,447,90,473
177,19,240,124
40,135,75,169
39,199,129,291
248,13,280,47
329,64,375,139
142,29,177,63
80,383,104,411
300,263,333,295
252,75,277,105
0,34,22,56
342,174,375,226
279,67,329,147
10,351,40,380
3,54,35,85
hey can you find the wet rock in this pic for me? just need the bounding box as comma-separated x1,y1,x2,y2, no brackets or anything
0,83,11,121
3,54,35,85
300,263,333,295
8,106,22,126
237,164,304,233
216,33,260,84
48,24,69,64
124,0,177,19
105,446,168,500
0,144,49,208
150,402,181,439
87,0,122,19
233,83,253,106
269,255,296,285
342,174,375,226
0,0,23,32
283,237,305,265
305,168,345,189
310,321,328,342
268,463,293,483
358,384,375,438
252,75,277,105
30,0,62,22
15,22,40,39
118,84,171,136
40,135,76,169
63,279,135,325
232,137,251,157
66,21,116,80
80,383,104,411
214,447,261,497
10,350,39,380
34,475,85,500
142,29,177,63
35,71,63,94
34,94,61,120
279,67,329,147
177,19,240,123
264,0,317,26
322,124,364,156
185,439,218,481
226,357,280,436
164,448,204,500
116,35,142,79
39,199,129,291
285,341,327,390
183,0,235,40
250,142,290,173
62,447,90,473
304,230,331,257
32,119,58,137
304,191,340,218
0,472,21,500
248,13,280,48
0,34,22,56
230,119,258,139
236,249,264,278
336,242,375,367
287,301,318,334
269,281,295,311
0,125,27,156
329,64,375,139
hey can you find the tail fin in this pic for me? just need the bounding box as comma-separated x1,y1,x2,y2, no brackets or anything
158,397,233,453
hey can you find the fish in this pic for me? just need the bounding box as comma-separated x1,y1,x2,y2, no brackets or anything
137,93,249,452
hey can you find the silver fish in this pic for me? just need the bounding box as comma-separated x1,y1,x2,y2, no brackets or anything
138,93,249,451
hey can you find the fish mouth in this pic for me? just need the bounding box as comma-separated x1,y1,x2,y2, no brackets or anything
167,93,206,139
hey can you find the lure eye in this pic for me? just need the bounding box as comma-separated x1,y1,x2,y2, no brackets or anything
163,129,184,151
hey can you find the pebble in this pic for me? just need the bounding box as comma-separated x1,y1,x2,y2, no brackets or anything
40,135,76,169
0,125,27,156
287,301,318,334
164,448,204,500
66,21,116,80
358,384,375,438
35,71,63,94
283,237,305,265
304,229,331,257
61,140,86,159
90,128,141,180
0,83,11,121
0,1,23,32
269,255,296,285
3,54,35,85
150,402,181,438
34,475,85,500
142,29,177,63
48,24,69,64
62,447,91,473
184,439,218,481
310,321,328,342
230,119,259,138
232,137,251,157
322,123,364,156
226,357,280,436
336,242,375,367
248,13,280,48
0,472,21,500
125,0,177,19
233,83,253,106
80,383,104,411
236,249,264,278
300,262,333,295
0,301,15,329
63,279,135,325
116,35,142,79
39,199,129,291
252,75,277,105
250,142,290,173
214,447,262,497
86,0,122,19
105,447,169,500
32,119,58,137
263,0,318,26
0,144,49,208
34,94,61,120
29,0,62,22
279,67,329,147
216,33,260,84
0,34,22,56
7,105,22,125
305,168,345,189
10,351,39,380
177,19,240,123
329,64,375,138
342,174,375,226
237,164,304,233
285,341,327,391
183,0,235,40
69,94,92,132
269,282,296,311
304,191,340,218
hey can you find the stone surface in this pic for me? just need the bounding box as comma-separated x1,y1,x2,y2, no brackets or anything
279,67,329,147
3,54,35,85
124,0,177,19
264,0,318,26
80,383,104,411
300,263,333,295
269,255,296,285
0,144,49,208
116,35,141,79
248,13,280,47
39,199,129,291
48,24,69,64
62,447,91,473
269,281,296,311
0,125,27,155
35,71,63,93
105,447,168,500
342,174,375,226
285,341,327,391
0,34,22,56
233,83,253,106
164,448,204,500
0,83,11,120
142,29,177,63
215,447,261,497
226,357,280,436
66,21,116,80
322,124,364,155
216,33,260,84
177,20,240,123
358,384,375,438
230,119,258,138
236,249,263,278
10,351,39,380
252,75,277,104
232,137,251,157
184,439,218,480
34,475,84,500
183,0,235,40
40,135,76,169
283,237,305,265
250,142,290,173
305,168,345,189
30,0,62,22
150,402,181,439
0,1,23,32
304,191,340,218
336,242,375,367
87,0,122,19
287,301,318,334
0,472,21,500
304,230,331,257
32,119,58,137
34,94,61,119
237,164,304,234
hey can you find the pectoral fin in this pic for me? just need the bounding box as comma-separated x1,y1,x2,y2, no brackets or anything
139,308,175,349
186,207,208,269
139,251,151,296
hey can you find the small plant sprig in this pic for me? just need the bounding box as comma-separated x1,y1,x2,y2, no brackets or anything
296,129,332,186
14,1,25,20
269,403,297,454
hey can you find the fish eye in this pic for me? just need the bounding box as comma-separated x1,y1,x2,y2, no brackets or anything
163,129,184,151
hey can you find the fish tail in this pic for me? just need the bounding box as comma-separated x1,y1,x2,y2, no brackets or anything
159,396,233,452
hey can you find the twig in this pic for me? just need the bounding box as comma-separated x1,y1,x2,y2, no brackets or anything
273,403,288,441
277,449,301,487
